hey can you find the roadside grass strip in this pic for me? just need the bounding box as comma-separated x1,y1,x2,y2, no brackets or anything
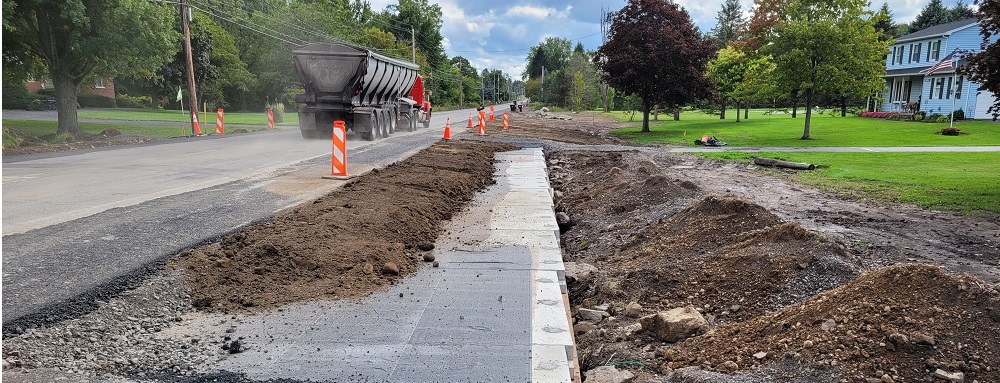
78,108,298,126
607,109,1000,147
699,151,1000,215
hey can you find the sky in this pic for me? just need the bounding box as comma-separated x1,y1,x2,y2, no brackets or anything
367,0,973,78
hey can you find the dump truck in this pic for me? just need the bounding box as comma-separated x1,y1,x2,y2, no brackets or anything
292,42,430,140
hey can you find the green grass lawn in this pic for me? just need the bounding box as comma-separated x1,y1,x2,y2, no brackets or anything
608,109,1000,147
77,108,298,126
699,151,1000,215
1,119,268,148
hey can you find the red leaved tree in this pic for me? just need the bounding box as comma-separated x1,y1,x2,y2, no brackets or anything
594,0,716,132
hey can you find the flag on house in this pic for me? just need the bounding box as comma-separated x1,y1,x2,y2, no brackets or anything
920,49,958,76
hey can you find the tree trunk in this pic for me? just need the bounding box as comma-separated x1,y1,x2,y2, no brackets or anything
736,101,741,122
673,106,680,121
720,98,726,119
53,73,81,135
600,83,610,113
841,94,847,117
744,103,749,120
641,99,651,132
802,88,813,139
240,91,248,111
652,104,659,121
151,82,160,109
791,89,799,118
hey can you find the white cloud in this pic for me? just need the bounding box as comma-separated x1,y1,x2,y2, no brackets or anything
504,5,572,20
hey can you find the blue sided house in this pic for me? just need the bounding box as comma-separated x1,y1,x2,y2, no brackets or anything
881,18,1000,119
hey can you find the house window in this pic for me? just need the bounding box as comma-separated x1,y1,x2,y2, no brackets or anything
937,78,945,99
898,46,905,64
946,76,953,99
931,40,941,61
956,76,964,99
912,43,921,63
95,78,106,88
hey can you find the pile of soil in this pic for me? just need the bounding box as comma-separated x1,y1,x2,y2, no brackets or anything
593,196,863,324
550,151,700,263
662,264,1000,382
461,109,626,145
168,141,516,312
1,127,154,156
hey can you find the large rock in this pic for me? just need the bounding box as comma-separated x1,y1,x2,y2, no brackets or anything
564,262,598,285
624,302,643,318
639,306,709,342
577,308,608,323
584,365,635,383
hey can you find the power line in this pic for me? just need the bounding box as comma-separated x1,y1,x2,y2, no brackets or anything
447,32,602,53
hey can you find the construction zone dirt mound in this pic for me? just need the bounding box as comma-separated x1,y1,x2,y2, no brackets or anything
578,196,861,324
550,152,701,262
463,108,626,145
168,141,516,313
661,264,1000,383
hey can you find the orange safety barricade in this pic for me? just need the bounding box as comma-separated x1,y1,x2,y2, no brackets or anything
215,108,224,135
331,121,347,177
267,108,275,130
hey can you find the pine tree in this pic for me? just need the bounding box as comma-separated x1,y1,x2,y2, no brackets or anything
710,0,745,49
908,0,950,33
949,0,975,22
873,3,899,41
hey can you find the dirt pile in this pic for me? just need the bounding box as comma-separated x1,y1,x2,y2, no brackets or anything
1,127,155,156
168,141,515,312
662,264,1000,383
551,151,701,262
462,109,625,145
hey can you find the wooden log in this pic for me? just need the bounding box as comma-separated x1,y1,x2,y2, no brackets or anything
753,157,816,170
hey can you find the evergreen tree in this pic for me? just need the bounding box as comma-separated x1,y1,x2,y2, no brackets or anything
710,0,745,48
908,0,950,33
949,0,975,21
873,3,900,40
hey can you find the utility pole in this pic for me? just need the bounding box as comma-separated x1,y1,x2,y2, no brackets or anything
180,0,199,133
410,27,416,62
541,66,546,104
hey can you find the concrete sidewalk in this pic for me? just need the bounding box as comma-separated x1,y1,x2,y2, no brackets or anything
158,147,576,382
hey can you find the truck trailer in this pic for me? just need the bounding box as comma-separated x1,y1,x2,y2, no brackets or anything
292,42,430,140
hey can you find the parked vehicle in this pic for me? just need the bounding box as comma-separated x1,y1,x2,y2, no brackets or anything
292,42,430,140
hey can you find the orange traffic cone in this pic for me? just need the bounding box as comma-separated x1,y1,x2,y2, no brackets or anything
191,112,203,135
443,117,452,140
489,105,495,122
468,112,473,129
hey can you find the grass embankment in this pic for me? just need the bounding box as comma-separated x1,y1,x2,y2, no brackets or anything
78,108,298,126
703,151,1000,215
609,109,1000,147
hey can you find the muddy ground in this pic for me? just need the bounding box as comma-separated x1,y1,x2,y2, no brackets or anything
3,108,998,383
482,110,999,382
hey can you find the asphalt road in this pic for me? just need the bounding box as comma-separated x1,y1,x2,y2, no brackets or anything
1,106,491,330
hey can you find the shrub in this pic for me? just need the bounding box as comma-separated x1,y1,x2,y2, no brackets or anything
858,111,900,119
116,93,153,109
913,113,924,121
2,82,44,110
951,109,965,120
940,126,961,135
888,114,903,121
915,111,927,119
847,108,862,116
927,113,943,122
77,94,116,108
936,115,950,123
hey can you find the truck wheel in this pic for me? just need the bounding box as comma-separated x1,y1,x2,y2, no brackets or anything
372,111,383,139
388,108,397,135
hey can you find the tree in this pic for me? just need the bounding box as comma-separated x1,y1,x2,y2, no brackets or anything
523,37,572,80
949,0,975,21
909,0,950,33
767,0,887,139
708,47,750,120
381,0,445,66
595,0,716,131
962,0,1000,118
710,0,745,49
3,0,179,134
873,3,901,41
